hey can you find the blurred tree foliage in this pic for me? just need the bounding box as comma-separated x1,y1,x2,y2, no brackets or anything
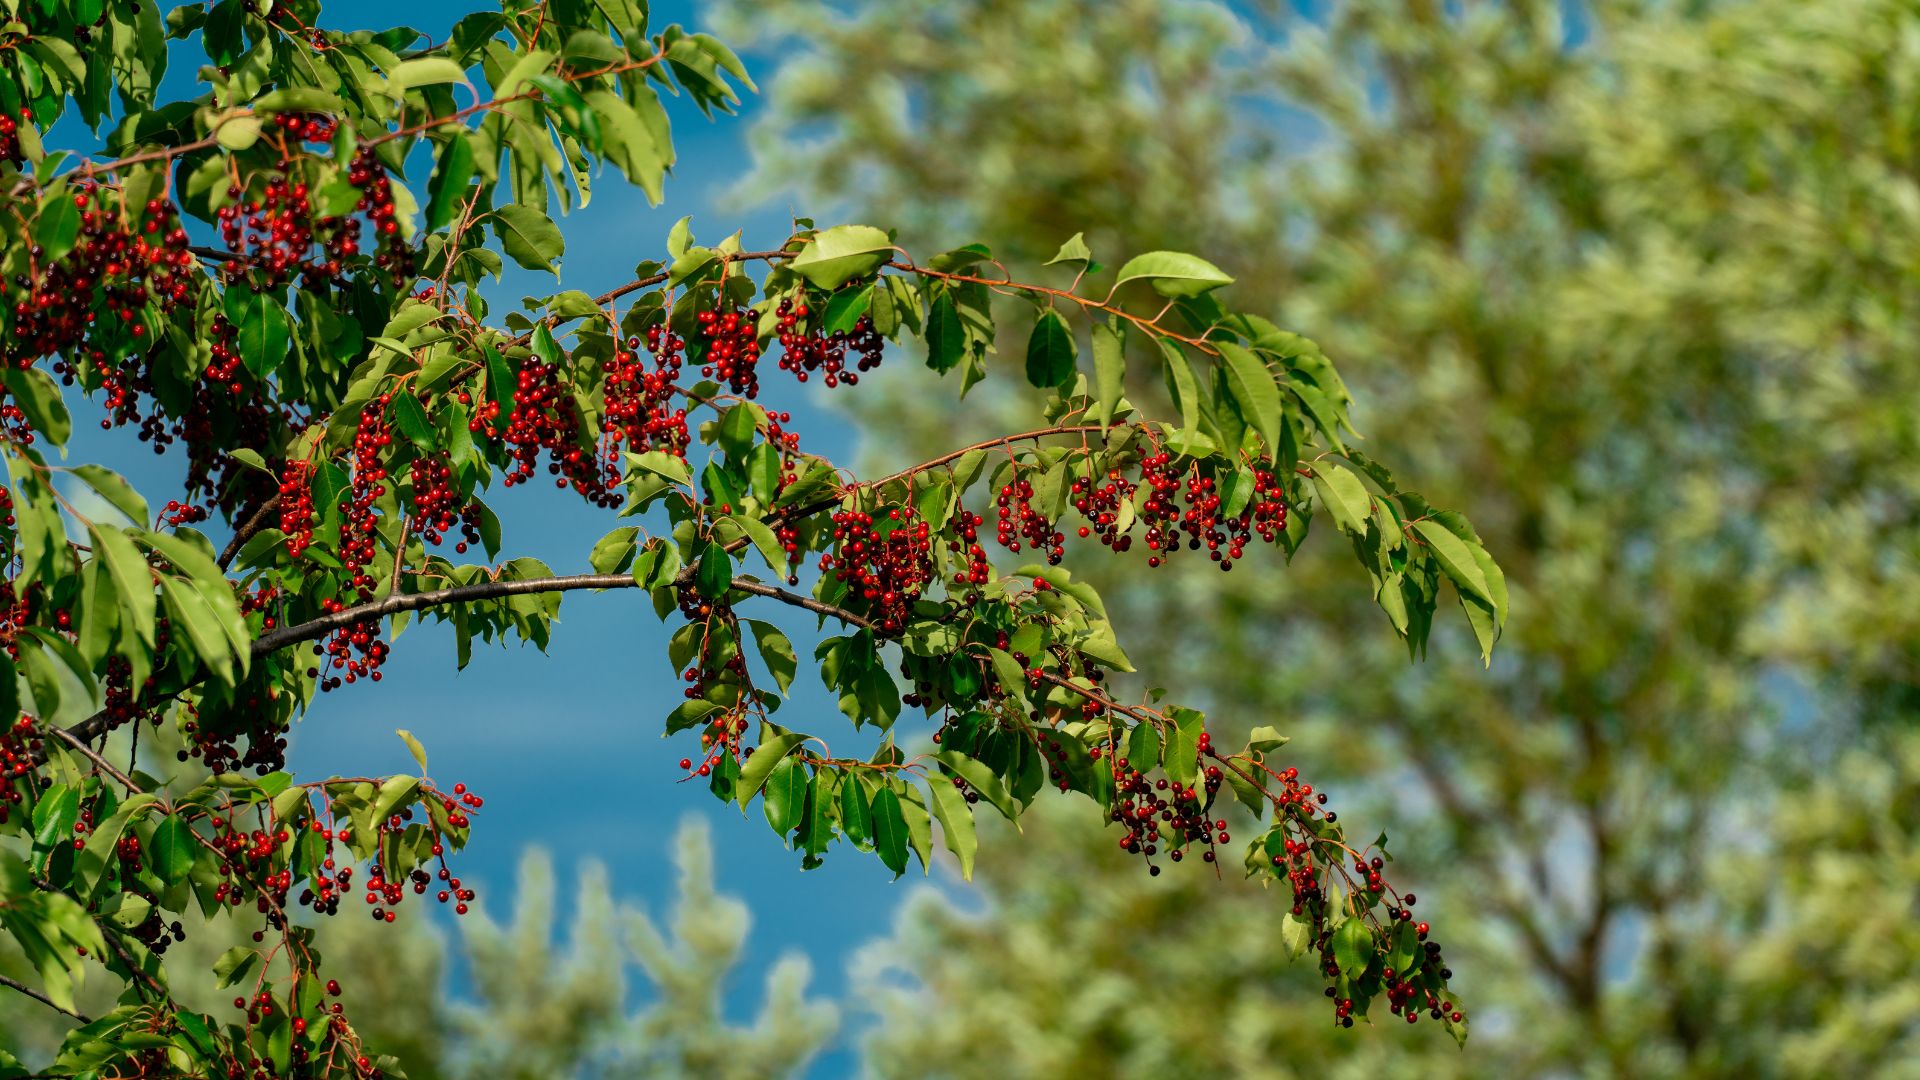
0,786,837,1079
716,0,1920,1073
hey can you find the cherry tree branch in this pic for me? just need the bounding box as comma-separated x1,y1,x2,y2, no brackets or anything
0,973,89,1023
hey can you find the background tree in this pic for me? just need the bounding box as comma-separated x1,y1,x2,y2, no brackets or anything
715,0,1920,1072
0,0,1506,1074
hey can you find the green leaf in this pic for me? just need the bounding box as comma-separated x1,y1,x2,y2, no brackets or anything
790,224,892,290
1158,337,1202,433
1162,707,1206,788
823,284,874,335
716,402,761,462
924,289,963,374
734,731,809,808
34,191,80,264
589,526,639,575
935,751,1020,822
1334,917,1373,977
1248,726,1289,754
215,115,261,151
1025,309,1076,389
1112,251,1234,298
32,785,79,849
389,57,470,91
156,576,234,684
425,131,476,231
1280,911,1312,960
70,465,149,525
747,620,797,695
869,785,909,877
389,394,434,450
693,541,732,599
926,778,978,880
1091,322,1125,428
1125,721,1161,771
489,204,565,275
213,945,259,988
90,526,154,648
396,730,429,773
223,288,292,379
762,757,808,839
628,450,692,487
839,774,872,847
1046,232,1092,267
1410,520,1495,608
370,775,420,825
985,648,1029,709
1217,342,1281,453
149,814,197,885
1,367,70,447
1311,462,1373,537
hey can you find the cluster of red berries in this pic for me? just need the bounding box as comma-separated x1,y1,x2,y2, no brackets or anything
345,147,415,287
1136,454,1288,570
1066,467,1138,551
296,401,396,691
279,460,319,557
820,506,935,634
406,453,480,552
215,176,363,290
697,306,763,396
270,109,338,145
100,653,165,731
161,499,208,526
493,356,617,505
994,479,1067,563
599,323,690,466
4,190,192,377
774,300,883,388
0,108,28,167
1087,730,1229,876
175,691,292,776
0,717,43,824
943,509,992,588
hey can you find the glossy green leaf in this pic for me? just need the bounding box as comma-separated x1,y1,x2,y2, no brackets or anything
1112,251,1234,298
489,204,566,275
223,288,292,379
1217,341,1281,453
734,731,808,808
762,757,808,838
870,784,910,877
791,224,892,290
926,778,978,880
1,368,70,447
1025,309,1076,388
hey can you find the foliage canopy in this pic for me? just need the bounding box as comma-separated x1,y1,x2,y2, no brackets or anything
0,0,1504,1073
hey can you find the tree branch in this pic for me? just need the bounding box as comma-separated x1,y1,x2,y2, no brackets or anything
0,972,89,1023
42,722,142,793
218,494,282,571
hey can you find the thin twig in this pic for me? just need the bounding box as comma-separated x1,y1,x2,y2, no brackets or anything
0,973,89,1023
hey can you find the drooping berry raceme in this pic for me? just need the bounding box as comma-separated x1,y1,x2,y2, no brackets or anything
279,459,320,558
493,354,619,506
820,505,935,634
406,453,481,552
600,323,691,465
774,300,884,388
995,478,1067,563
697,306,763,397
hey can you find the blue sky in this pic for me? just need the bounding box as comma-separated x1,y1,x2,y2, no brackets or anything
48,1,940,1070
